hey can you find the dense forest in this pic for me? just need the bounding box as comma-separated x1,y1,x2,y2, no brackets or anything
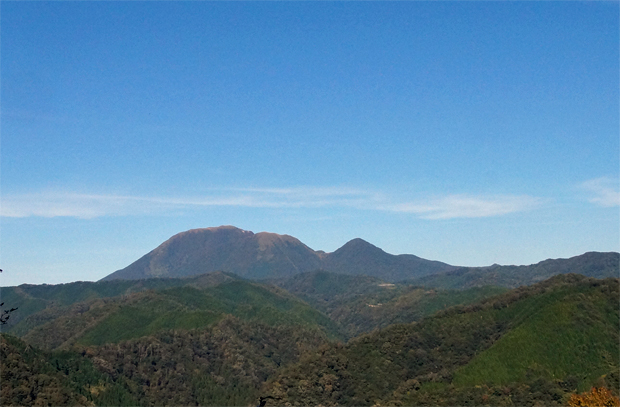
1,269,619,406
265,274,619,406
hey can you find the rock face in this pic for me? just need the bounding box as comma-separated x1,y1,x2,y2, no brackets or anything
101,226,455,281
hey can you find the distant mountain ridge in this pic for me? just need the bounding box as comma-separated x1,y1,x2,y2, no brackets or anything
101,226,455,282
322,238,455,281
410,251,620,289
100,226,619,286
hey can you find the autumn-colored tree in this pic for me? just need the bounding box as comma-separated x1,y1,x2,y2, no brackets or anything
568,387,620,407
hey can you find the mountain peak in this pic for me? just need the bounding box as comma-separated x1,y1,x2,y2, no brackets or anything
186,225,252,234
101,226,321,281
335,238,382,253
255,231,300,247
101,227,454,283
323,237,454,281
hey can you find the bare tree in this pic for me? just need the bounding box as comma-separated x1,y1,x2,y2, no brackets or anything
0,269,19,325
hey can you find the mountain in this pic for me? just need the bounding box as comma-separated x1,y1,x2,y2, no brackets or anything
264,274,620,406
322,238,455,281
409,251,620,289
102,226,323,281
100,226,617,285
101,226,454,282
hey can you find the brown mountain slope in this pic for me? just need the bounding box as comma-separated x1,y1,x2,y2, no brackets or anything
101,226,322,281
101,226,454,282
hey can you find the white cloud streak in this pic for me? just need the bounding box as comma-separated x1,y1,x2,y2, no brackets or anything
380,194,543,219
1,188,542,220
580,177,620,207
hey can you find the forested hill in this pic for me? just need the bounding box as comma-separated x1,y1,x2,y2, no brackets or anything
1,271,238,329
7,278,342,351
1,274,618,406
1,317,331,407
409,251,619,289
264,274,620,406
273,270,507,339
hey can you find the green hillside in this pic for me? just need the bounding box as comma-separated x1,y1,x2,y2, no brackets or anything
2,316,330,407
452,282,619,388
17,279,342,350
264,274,620,406
275,270,507,338
2,271,237,333
1,334,93,406
325,284,507,339
2,273,618,406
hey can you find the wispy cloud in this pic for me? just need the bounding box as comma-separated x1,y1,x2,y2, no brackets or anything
380,194,543,219
580,177,620,207
0,188,373,219
0,188,542,220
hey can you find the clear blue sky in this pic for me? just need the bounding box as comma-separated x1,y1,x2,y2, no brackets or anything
1,1,618,286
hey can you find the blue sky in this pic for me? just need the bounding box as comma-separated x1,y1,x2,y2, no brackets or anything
1,1,618,286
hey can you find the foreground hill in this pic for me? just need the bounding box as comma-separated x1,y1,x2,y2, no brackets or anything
2,274,617,406
3,269,506,344
410,251,620,289
101,226,454,282
2,271,237,331
264,274,619,406
1,317,330,407
5,276,342,350
1,334,94,406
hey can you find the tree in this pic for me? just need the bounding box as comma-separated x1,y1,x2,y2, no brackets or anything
568,387,620,407
0,302,18,325
0,269,19,325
